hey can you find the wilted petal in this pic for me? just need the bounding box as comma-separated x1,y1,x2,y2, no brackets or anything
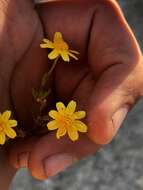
69,50,80,54
68,52,78,60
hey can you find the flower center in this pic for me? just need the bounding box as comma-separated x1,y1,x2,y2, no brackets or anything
59,114,73,128
55,41,69,51
0,123,4,132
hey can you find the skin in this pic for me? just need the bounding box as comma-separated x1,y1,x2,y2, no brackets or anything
0,0,47,188
0,0,143,187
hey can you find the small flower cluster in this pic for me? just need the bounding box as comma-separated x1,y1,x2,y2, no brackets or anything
36,32,88,141
0,32,88,145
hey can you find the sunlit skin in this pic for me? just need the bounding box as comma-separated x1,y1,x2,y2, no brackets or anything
0,0,143,184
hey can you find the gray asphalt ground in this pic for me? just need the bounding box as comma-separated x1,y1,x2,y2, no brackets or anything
11,1,143,190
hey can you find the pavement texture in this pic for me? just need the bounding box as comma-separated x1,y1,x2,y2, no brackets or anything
11,0,143,190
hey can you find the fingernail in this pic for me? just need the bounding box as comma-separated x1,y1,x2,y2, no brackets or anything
44,153,77,177
112,105,129,130
18,152,29,168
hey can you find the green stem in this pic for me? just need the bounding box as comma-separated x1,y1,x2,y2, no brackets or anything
48,57,59,77
41,57,58,88
32,58,59,127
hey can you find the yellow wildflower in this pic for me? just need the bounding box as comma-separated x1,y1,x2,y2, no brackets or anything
0,110,17,145
40,32,79,62
47,100,88,141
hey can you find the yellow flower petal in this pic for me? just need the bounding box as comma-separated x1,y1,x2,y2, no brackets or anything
54,32,63,43
0,132,6,145
40,44,48,48
47,120,58,130
40,44,51,49
68,52,78,60
8,120,17,127
69,50,80,54
40,32,80,63
4,127,17,139
60,51,70,62
41,39,54,49
56,102,66,114
66,100,77,114
47,99,87,142
73,121,87,133
2,111,11,121
49,110,59,120
67,126,79,141
48,49,59,60
56,126,67,139
73,111,86,119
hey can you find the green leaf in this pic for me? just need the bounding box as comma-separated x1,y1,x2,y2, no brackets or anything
38,89,51,100
32,88,39,99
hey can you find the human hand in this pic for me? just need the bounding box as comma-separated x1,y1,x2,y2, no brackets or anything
8,0,143,180
0,0,51,188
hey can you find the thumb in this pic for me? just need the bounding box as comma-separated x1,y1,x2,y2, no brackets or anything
87,57,143,145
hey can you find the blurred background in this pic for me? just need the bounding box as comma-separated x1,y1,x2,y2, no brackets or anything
11,0,143,190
